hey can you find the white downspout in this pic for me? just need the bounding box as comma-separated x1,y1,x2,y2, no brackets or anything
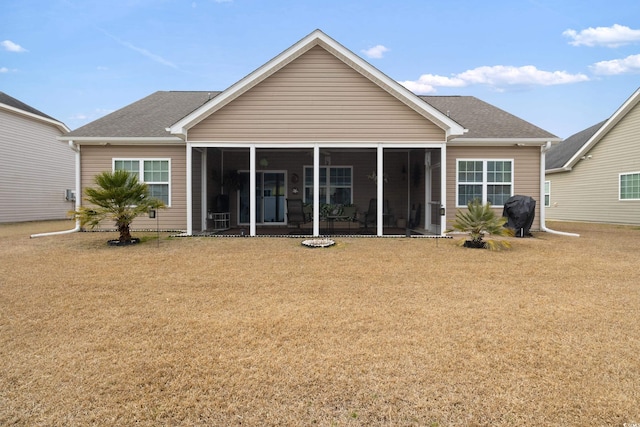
31,140,82,238
540,141,579,237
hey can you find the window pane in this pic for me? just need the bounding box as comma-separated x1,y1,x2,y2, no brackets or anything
331,188,351,205
545,181,551,207
148,184,169,204
621,173,640,199
304,167,314,185
330,168,351,186
114,160,139,179
487,185,511,206
458,184,482,206
144,160,169,182
458,161,482,183
488,161,511,183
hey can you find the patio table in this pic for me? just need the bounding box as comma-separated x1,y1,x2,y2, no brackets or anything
326,215,350,234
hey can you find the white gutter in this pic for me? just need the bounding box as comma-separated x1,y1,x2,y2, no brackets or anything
31,141,82,238
540,141,579,237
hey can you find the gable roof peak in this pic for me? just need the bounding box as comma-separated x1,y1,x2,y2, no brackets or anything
546,86,640,172
170,30,466,139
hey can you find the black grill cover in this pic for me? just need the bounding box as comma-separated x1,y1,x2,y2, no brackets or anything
502,195,536,237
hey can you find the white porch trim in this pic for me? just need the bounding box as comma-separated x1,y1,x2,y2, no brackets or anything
249,145,256,236
186,142,193,235
440,143,447,236
376,145,384,236
184,141,447,237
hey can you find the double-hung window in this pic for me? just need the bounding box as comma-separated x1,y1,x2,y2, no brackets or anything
620,172,640,200
114,159,171,205
545,181,551,207
457,159,513,207
303,166,352,205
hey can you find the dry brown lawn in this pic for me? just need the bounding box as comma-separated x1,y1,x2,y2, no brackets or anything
1,220,639,426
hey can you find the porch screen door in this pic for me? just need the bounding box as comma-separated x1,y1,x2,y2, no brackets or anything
239,171,285,224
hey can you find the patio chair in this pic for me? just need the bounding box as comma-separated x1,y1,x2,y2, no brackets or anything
359,199,391,229
286,199,308,230
409,203,421,228
359,198,377,229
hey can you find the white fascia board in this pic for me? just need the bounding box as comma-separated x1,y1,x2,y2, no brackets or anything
546,167,572,174
1,103,70,133
563,86,640,170
170,29,465,138
187,141,447,149
56,136,184,145
447,137,562,147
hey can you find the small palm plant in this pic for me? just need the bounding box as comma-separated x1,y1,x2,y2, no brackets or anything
72,170,165,244
449,200,514,250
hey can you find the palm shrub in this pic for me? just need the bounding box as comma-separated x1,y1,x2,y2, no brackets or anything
449,200,514,250
72,170,165,243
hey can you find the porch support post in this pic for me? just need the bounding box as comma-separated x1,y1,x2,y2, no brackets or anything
249,145,256,236
313,145,320,237
440,143,447,236
201,149,207,232
186,143,193,235
376,144,384,237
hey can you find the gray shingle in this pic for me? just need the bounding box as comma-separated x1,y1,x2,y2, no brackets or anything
420,95,558,139
0,91,59,121
65,91,557,140
65,91,219,138
545,120,606,170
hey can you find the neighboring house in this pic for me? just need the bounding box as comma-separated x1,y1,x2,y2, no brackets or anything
545,87,640,225
60,30,559,236
0,92,73,223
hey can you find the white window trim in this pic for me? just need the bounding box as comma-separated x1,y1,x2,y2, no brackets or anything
619,171,640,201
545,180,551,207
303,165,353,205
113,158,172,207
456,159,514,208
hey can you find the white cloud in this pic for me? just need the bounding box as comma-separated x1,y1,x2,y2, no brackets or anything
563,24,640,48
591,54,640,75
399,65,589,94
0,67,9,73
1,40,27,52
361,45,389,59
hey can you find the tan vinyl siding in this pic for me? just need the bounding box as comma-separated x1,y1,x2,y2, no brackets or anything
189,46,445,143
546,102,640,225
446,146,541,230
80,145,187,230
0,109,74,223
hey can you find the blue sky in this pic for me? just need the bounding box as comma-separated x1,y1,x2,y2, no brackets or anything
2,0,639,138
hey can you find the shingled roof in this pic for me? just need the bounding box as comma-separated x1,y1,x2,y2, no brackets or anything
63,91,556,141
0,91,58,121
64,91,219,138
421,95,558,140
545,120,606,170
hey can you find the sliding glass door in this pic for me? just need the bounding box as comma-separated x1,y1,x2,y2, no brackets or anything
238,171,286,224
